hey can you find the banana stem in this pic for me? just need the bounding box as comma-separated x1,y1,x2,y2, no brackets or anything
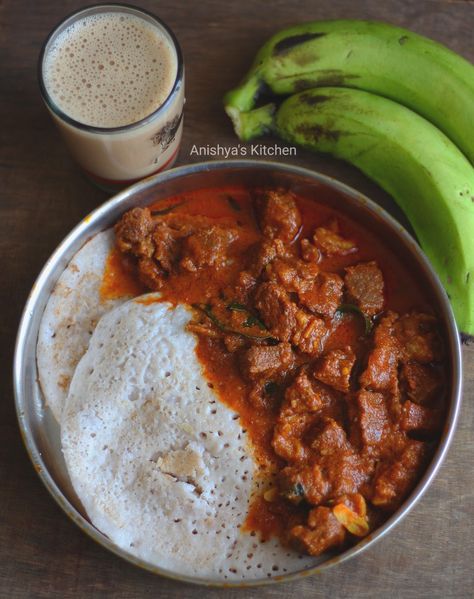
223,70,263,113
225,103,276,142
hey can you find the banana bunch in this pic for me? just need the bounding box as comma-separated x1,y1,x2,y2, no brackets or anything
224,20,474,336
224,20,474,161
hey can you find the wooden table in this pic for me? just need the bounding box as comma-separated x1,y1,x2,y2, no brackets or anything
1,1,473,597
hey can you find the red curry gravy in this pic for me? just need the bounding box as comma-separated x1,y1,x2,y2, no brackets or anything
101,186,446,556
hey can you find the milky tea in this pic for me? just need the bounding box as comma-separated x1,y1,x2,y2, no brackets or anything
39,6,184,189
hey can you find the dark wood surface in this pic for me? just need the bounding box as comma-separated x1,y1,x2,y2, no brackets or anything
1,1,473,597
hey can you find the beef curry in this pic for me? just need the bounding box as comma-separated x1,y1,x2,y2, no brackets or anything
108,186,446,557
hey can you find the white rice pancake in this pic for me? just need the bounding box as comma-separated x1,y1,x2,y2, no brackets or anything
61,295,315,581
37,229,126,423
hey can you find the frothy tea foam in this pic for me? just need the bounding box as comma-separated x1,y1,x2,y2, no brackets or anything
43,12,178,128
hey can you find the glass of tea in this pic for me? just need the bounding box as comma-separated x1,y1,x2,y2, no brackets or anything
38,4,184,192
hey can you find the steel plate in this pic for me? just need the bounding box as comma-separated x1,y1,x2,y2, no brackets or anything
13,160,462,586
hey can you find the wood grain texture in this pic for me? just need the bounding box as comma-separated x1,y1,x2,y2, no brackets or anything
1,1,473,597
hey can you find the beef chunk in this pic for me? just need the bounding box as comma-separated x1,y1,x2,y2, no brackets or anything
252,237,292,277
280,451,372,505
223,270,257,312
223,334,247,353
292,310,327,356
115,208,240,282
284,369,333,414
255,281,327,355
225,270,257,305
254,189,302,242
279,463,329,505
281,443,373,503
273,411,319,462
359,311,400,393
265,257,319,295
301,238,321,263
115,207,155,258
265,257,343,318
247,380,268,409
255,282,297,342
313,227,357,256
400,400,442,435
137,256,165,289
400,362,443,406
274,374,336,462
372,441,428,510
321,451,373,498
344,261,385,316
299,272,344,317
151,221,179,272
310,418,349,456
180,225,236,271
239,342,294,381
356,390,391,453
289,507,346,556
313,348,356,392
394,313,443,363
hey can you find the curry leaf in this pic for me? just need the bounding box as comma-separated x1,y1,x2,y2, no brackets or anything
150,200,186,216
227,301,248,312
294,482,305,496
281,482,306,503
227,302,267,331
244,315,264,329
193,303,277,342
264,381,279,395
226,196,241,211
336,303,373,335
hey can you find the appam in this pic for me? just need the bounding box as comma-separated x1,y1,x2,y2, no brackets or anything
37,229,127,423
61,294,315,580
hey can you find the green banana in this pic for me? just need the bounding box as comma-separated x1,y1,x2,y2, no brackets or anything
238,88,474,335
224,20,474,163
